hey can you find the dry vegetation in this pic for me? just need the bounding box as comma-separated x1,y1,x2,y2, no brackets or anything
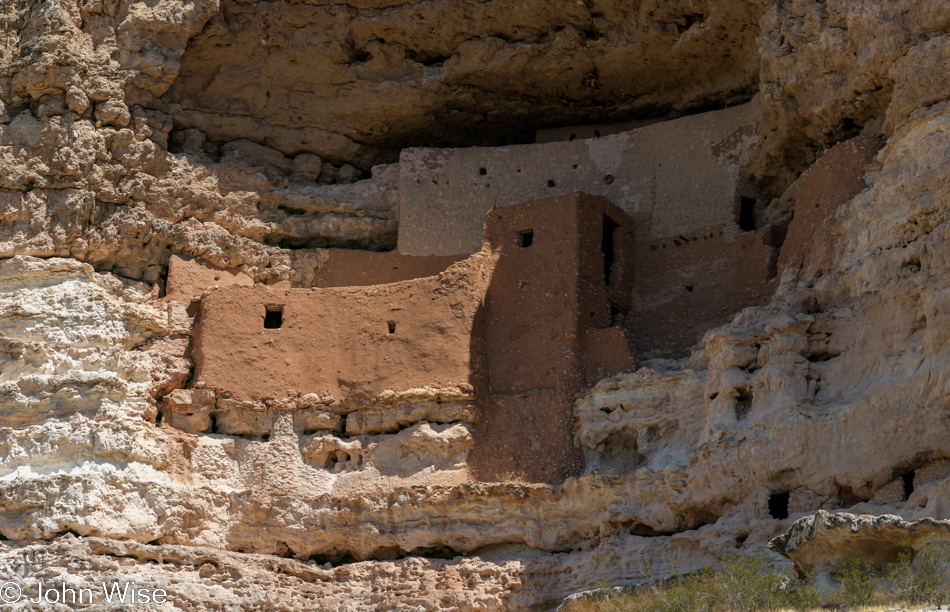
566,543,950,612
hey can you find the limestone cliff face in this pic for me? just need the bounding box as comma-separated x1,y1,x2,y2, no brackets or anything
1,0,950,609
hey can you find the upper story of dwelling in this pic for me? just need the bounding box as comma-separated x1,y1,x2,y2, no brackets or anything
339,98,775,359
396,98,760,257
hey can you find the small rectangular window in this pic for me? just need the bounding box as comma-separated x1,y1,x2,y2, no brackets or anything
602,215,619,286
518,230,534,248
739,197,756,231
387,321,396,334
264,306,283,329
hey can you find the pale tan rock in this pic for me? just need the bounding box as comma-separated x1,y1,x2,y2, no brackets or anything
770,511,950,589
94,99,131,128
161,0,766,163
302,435,364,472
0,257,181,425
291,153,323,182
221,139,292,176
0,532,734,611
162,388,216,434
1,0,950,608
337,163,359,183
345,401,478,436
65,86,90,115
752,0,950,187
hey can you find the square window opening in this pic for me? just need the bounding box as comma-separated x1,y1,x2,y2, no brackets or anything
518,230,534,248
264,306,284,329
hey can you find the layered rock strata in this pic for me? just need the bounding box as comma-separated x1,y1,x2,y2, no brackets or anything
1,0,950,610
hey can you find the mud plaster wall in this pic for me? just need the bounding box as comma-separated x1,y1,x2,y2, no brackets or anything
469,193,637,483
628,227,781,358
778,135,886,280
467,388,583,484
481,193,636,394
394,100,773,357
193,194,637,483
314,249,465,288
193,255,493,407
165,254,254,302
396,99,761,257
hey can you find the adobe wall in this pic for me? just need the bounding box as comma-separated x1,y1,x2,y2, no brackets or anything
778,135,885,279
470,192,638,483
627,226,781,358
165,254,254,302
481,192,636,394
314,249,465,288
397,99,761,257
480,197,585,394
466,389,582,483
192,253,494,407
585,327,637,385
534,117,668,144
190,193,640,484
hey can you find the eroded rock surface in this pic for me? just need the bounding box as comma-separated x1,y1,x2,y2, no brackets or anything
769,511,950,589
2,0,950,609
163,0,766,165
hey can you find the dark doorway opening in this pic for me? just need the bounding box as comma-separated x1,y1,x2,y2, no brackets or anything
518,230,534,248
902,470,916,500
768,491,790,519
602,215,619,286
739,197,756,231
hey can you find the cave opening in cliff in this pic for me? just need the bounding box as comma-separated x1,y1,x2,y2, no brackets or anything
264,306,284,329
308,551,359,567
735,386,753,419
768,491,790,520
902,470,916,500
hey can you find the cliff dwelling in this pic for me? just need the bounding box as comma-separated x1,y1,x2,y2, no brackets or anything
178,192,639,482
5,0,948,606
164,102,783,485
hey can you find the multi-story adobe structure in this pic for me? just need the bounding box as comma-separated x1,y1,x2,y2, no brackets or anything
163,100,783,483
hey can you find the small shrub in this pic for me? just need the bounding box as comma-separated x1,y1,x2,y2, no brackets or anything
836,560,877,611
592,580,634,612
783,572,828,612
707,553,787,612
886,549,918,604
561,580,658,612
886,539,950,606
565,540,950,612
642,570,709,612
